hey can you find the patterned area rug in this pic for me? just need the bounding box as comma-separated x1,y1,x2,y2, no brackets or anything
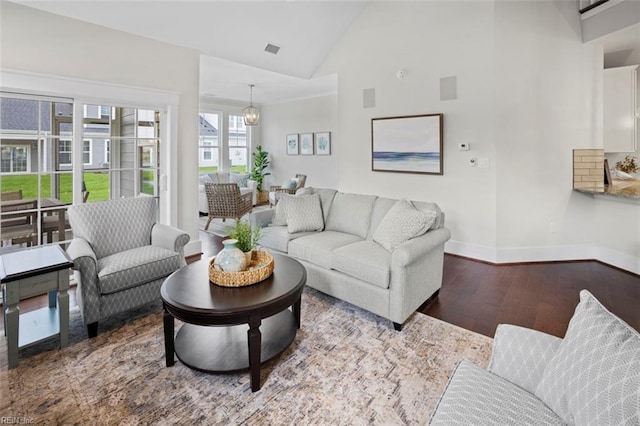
0,288,492,425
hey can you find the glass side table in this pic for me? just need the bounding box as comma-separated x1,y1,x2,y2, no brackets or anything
0,245,73,369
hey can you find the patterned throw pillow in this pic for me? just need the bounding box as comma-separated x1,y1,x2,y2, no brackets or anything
281,178,298,190
372,199,437,252
271,194,293,226
230,173,249,188
534,290,640,425
285,194,324,233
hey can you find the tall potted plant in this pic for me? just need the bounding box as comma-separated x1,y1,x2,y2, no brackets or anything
249,145,270,203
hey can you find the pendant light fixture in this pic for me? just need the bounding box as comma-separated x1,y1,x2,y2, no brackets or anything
242,84,260,126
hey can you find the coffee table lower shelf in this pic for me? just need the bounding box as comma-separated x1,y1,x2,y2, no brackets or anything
174,309,297,373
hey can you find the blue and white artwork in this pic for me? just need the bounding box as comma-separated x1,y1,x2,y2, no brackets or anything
286,134,299,155
372,114,443,174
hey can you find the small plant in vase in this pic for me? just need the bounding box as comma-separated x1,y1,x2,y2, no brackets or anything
227,219,262,263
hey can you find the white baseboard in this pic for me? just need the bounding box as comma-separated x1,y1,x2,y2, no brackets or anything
445,240,639,276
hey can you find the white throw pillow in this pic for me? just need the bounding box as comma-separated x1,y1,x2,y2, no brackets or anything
271,194,293,226
285,194,324,233
230,173,249,188
534,290,640,426
372,199,437,252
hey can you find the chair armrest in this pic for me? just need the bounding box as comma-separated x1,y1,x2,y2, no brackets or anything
269,185,282,192
250,208,275,229
151,223,190,266
488,324,562,394
66,237,97,265
66,237,101,324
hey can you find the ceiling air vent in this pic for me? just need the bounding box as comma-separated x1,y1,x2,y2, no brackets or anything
264,43,280,55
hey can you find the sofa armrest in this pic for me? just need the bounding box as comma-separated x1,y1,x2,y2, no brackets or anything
392,227,451,267
151,223,190,266
66,237,101,324
388,227,451,325
250,208,276,229
488,324,562,394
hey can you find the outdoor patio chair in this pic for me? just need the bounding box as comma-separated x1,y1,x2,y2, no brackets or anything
204,182,253,230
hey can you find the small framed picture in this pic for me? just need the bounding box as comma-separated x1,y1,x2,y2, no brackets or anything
286,134,299,155
300,133,314,155
315,132,331,155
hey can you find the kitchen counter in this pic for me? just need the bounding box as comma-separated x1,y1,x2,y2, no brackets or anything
575,179,640,202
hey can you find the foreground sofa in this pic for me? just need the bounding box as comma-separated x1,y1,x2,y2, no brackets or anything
251,188,451,330
430,290,640,425
67,196,190,337
199,171,257,213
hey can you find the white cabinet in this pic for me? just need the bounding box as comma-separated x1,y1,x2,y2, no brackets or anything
604,65,638,153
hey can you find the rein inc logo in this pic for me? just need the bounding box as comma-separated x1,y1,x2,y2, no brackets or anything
0,418,34,424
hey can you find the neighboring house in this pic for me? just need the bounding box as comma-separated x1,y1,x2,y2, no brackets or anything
0,98,111,173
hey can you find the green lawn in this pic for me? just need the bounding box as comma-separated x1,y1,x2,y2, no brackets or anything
199,166,247,174
2,173,110,203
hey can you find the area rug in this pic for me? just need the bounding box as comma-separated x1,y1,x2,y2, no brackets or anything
0,288,492,425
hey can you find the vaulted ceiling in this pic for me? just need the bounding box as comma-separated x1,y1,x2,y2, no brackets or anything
9,0,368,104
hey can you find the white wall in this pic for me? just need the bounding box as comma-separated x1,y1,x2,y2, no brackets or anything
260,94,339,189
494,0,602,255
317,1,498,254
0,1,202,255
316,0,639,273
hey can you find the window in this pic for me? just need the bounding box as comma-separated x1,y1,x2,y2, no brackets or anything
59,140,71,165
198,112,220,173
228,114,247,173
83,140,91,165
105,140,110,164
0,145,29,173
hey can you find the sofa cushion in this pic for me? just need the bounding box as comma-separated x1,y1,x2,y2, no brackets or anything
260,226,314,253
325,192,377,239
373,199,437,252
230,172,249,188
288,231,363,269
286,194,324,233
535,290,640,426
430,359,564,425
98,245,181,295
331,241,391,289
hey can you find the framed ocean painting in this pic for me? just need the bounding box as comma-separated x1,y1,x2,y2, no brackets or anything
371,114,443,175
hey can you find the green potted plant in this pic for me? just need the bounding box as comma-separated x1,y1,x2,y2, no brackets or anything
227,219,262,262
249,145,270,203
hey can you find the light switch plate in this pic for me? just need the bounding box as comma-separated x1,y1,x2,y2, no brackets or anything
458,143,470,151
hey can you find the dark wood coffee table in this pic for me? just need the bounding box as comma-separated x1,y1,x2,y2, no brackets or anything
161,253,306,392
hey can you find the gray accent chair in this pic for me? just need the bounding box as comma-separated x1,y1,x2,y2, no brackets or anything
67,196,190,338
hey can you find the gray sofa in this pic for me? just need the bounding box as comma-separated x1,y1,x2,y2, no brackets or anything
251,188,451,330
67,196,190,337
430,290,640,425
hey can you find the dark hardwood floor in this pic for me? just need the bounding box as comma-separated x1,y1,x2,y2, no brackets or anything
420,255,640,338
3,229,639,340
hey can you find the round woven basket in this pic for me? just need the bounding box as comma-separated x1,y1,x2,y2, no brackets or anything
209,250,274,287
